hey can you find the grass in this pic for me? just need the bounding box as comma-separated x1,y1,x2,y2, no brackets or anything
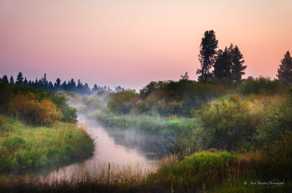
150,151,238,192
0,115,94,174
95,111,198,135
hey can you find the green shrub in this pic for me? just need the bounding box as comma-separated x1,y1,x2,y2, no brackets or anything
199,96,261,150
239,77,284,95
138,80,229,116
256,93,292,145
108,90,138,114
152,151,237,192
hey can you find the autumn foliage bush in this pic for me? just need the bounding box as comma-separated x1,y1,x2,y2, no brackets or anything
8,93,61,125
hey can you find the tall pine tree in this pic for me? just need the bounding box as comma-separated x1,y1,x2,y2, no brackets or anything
213,44,246,83
278,51,292,84
197,30,218,82
230,45,246,83
214,47,232,82
16,72,24,85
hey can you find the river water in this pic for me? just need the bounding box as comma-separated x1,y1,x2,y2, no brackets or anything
39,113,158,183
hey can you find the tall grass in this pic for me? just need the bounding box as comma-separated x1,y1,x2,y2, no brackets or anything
0,164,157,193
0,115,94,173
150,151,238,192
95,112,198,135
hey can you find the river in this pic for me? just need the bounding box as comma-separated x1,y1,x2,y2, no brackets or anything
39,113,158,183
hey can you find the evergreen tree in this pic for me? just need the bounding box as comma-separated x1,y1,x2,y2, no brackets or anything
180,72,189,81
61,81,68,90
214,44,246,83
1,75,9,84
9,76,14,85
92,84,99,93
48,81,54,90
16,72,24,85
83,83,90,94
24,78,28,85
214,48,232,82
77,79,83,91
197,30,218,82
54,78,61,89
230,45,246,83
40,73,49,89
278,51,292,84
68,78,76,90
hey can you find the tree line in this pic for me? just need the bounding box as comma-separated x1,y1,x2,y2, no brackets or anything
196,30,292,84
0,72,112,95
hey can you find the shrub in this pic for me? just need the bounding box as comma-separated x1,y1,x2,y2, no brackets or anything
51,93,77,122
0,116,8,132
256,92,292,145
137,80,229,116
259,132,292,179
108,90,138,114
239,77,283,95
153,151,237,192
61,106,77,122
199,96,261,150
8,94,61,125
39,99,61,124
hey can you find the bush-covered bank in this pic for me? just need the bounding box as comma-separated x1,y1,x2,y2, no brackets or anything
150,149,292,193
0,115,94,174
0,82,77,125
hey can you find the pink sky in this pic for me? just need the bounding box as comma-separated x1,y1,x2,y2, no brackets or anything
0,0,291,88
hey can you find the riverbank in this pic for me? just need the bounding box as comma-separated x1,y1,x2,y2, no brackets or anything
0,115,94,174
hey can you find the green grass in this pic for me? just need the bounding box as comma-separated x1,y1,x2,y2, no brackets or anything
149,151,237,192
95,111,199,135
0,115,94,173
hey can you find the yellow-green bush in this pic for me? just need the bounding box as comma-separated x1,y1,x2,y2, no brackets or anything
152,151,237,192
199,96,261,150
8,94,61,125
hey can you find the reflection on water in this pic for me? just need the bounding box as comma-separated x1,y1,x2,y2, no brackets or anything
40,114,157,183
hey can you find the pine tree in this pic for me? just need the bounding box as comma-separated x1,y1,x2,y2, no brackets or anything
16,72,24,85
1,75,9,84
230,45,246,83
213,44,246,83
9,76,14,85
214,47,232,82
54,78,61,89
180,72,189,81
278,51,292,84
197,30,218,82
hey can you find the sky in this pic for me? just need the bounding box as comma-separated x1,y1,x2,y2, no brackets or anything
0,0,291,88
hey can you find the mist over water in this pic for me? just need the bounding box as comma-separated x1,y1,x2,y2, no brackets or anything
40,99,158,183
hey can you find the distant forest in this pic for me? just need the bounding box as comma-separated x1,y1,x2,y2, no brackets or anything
0,72,116,95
